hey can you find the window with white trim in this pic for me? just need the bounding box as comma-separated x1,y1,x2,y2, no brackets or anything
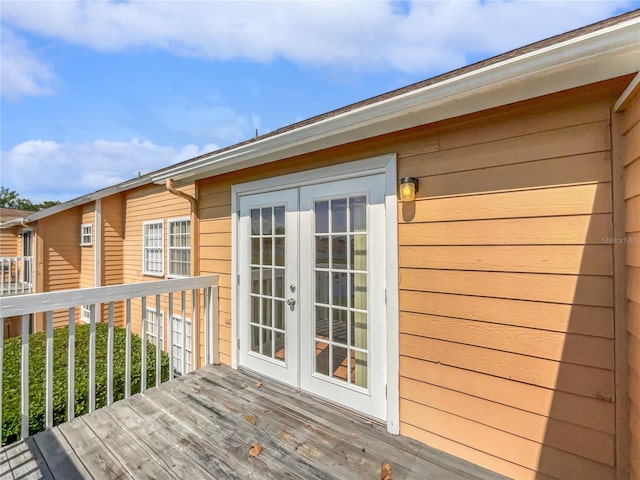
171,314,192,375
143,220,164,276
81,305,92,323
168,218,191,277
80,223,92,246
145,307,164,347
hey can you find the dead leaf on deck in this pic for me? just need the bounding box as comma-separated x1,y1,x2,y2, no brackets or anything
380,463,392,480
249,442,263,458
192,386,201,393
241,383,248,389
255,381,263,388
244,415,256,426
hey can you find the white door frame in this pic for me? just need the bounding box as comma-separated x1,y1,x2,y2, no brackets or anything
231,153,399,434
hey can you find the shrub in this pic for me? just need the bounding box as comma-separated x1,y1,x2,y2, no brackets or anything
1,323,169,445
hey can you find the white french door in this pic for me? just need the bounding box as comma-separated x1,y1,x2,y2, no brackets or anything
238,189,299,386
238,175,387,420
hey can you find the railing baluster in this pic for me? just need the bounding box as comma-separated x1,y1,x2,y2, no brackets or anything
125,299,131,399
45,311,54,429
210,285,219,364
1,258,5,293
89,304,96,413
192,289,198,371
14,258,18,295
20,314,30,439
204,287,209,366
155,294,161,388
0,275,218,441
141,296,147,392
181,290,186,374
168,292,174,379
68,307,75,421
20,258,25,294
107,302,114,405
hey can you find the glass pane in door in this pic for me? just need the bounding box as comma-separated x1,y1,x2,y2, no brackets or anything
313,196,368,388
250,205,286,362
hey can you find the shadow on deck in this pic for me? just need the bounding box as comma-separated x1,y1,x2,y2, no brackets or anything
0,365,509,479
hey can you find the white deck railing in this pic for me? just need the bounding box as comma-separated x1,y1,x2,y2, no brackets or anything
0,275,218,443
0,256,34,296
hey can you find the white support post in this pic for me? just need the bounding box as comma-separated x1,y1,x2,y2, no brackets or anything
67,307,75,421
155,294,161,387
192,289,198,371
181,290,186,374
141,297,147,392
45,311,53,429
125,299,131,399
88,304,96,412
20,314,30,439
107,301,114,405
168,292,174,379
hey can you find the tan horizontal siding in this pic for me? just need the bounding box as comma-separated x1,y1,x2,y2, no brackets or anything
400,312,613,368
400,356,614,434
399,183,612,223
80,204,95,288
0,228,19,256
399,268,613,307
400,377,614,465
400,290,613,337
629,93,640,480
399,120,610,179
193,78,630,479
395,80,625,480
399,245,612,275
123,184,193,284
400,399,614,480
399,214,612,246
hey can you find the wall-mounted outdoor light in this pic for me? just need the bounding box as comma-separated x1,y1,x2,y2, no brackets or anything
399,177,419,202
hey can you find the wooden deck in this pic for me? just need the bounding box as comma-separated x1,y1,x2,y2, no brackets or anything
1,365,509,480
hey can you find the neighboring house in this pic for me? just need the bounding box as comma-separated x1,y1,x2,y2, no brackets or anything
0,207,35,336
1,11,639,480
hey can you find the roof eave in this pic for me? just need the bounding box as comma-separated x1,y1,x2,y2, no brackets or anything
153,15,640,185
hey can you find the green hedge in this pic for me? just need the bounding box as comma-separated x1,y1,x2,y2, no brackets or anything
1,323,169,445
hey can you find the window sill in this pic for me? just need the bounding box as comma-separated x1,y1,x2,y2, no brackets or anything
143,272,165,278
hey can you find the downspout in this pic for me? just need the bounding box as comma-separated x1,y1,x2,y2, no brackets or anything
95,199,102,287
165,179,207,364
165,179,199,277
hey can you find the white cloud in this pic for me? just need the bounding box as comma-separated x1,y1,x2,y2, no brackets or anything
0,1,634,75
1,138,218,202
0,26,57,100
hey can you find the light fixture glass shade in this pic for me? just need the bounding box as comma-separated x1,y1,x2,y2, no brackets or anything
399,177,418,202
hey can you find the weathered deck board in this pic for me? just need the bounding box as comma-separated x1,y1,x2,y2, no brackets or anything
1,365,510,480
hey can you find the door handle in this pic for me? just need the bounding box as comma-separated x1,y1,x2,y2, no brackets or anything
287,298,296,307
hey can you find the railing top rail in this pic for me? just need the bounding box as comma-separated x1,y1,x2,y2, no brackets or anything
0,275,219,317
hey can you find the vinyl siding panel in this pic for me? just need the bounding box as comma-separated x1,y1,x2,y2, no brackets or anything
396,83,620,480
622,86,640,480
80,203,95,288
102,193,125,326
38,208,82,328
0,227,20,257
122,184,201,362
196,78,628,479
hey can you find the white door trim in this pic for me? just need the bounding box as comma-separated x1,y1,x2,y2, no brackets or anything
230,153,399,434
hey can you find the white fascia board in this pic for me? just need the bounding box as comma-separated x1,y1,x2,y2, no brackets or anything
154,17,640,184
22,175,153,223
0,217,26,229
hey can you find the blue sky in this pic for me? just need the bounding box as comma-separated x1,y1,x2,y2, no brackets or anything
1,0,639,202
